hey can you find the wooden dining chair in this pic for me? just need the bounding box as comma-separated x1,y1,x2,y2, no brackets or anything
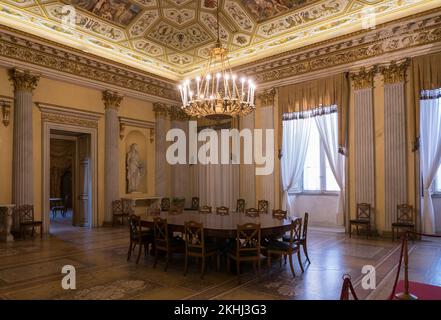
236,199,245,213
245,208,259,218
112,199,125,226
392,204,415,241
267,218,303,277
258,200,269,214
216,206,230,216
199,205,212,214
121,199,133,223
127,214,153,264
272,209,287,220
16,205,43,239
160,198,171,211
51,199,66,220
349,203,372,239
184,221,220,279
227,223,261,283
191,197,200,210
153,217,185,271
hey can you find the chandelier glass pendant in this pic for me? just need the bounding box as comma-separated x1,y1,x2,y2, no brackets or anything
178,1,256,121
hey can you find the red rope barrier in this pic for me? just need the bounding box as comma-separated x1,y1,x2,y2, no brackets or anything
340,274,359,300
389,231,441,300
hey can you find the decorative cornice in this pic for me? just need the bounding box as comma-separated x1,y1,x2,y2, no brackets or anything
350,66,378,90
237,11,441,85
102,91,123,110
37,102,102,129
257,88,276,107
8,68,40,92
0,30,178,102
380,59,411,84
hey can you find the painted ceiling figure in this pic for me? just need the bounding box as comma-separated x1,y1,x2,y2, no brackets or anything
127,143,145,193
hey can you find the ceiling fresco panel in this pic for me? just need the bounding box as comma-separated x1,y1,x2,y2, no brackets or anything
0,0,437,79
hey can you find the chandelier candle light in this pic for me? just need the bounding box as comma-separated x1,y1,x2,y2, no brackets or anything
178,1,256,121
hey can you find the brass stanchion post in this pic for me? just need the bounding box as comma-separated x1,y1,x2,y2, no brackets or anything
395,232,418,300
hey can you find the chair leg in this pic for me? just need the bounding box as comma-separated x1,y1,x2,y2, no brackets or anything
136,241,142,264
267,253,271,268
127,241,133,261
257,258,261,278
201,256,205,279
356,225,359,236
153,248,158,268
303,242,311,264
184,254,188,276
297,250,304,273
367,224,370,239
236,259,240,282
349,223,352,238
40,225,43,239
227,256,231,273
165,252,170,271
392,227,394,241
31,226,35,238
288,254,295,277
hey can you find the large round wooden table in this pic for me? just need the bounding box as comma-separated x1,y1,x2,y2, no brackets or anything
139,210,298,238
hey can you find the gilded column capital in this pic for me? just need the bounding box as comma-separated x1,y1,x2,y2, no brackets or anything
380,59,410,84
350,66,378,90
102,90,123,110
169,105,191,121
8,69,40,92
153,102,170,118
257,88,276,107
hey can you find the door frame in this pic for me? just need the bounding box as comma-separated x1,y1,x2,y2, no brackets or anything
42,122,98,233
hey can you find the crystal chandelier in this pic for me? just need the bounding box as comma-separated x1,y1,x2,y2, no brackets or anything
178,1,256,121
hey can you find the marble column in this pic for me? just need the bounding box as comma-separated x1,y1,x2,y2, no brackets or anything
240,110,256,208
351,67,377,227
9,69,40,210
170,106,191,207
103,90,123,225
381,60,409,231
153,103,172,198
256,89,276,211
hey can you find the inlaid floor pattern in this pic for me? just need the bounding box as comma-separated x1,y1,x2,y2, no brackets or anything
0,223,440,300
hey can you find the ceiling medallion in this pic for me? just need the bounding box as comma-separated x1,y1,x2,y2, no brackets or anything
178,0,256,121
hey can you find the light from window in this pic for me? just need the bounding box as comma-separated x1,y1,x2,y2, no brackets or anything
303,123,321,191
303,120,340,192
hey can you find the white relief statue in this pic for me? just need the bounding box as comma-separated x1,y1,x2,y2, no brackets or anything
126,143,145,193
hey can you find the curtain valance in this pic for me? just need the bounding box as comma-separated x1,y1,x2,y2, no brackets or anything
278,73,349,153
413,52,441,95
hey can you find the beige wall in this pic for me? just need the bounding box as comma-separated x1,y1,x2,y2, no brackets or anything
0,66,156,226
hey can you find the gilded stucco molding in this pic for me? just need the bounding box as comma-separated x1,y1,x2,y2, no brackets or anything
102,90,123,110
8,68,40,92
153,102,170,118
41,113,98,129
350,66,378,90
380,59,411,84
0,31,178,101
257,88,276,107
237,12,441,84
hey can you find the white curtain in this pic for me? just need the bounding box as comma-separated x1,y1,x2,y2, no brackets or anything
281,116,311,216
194,131,239,210
315,109,345,225
420,89,441,234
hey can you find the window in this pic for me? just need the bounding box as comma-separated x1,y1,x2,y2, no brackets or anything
303,121,340,192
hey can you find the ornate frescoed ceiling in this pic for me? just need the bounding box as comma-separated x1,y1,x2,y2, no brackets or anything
0,0,438,81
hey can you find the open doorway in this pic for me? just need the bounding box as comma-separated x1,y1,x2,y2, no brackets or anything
47,129,94,235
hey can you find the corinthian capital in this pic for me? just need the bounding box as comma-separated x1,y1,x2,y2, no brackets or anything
102,90,123,110
8,69,40,92
380,59,410,84
350,66,378,90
